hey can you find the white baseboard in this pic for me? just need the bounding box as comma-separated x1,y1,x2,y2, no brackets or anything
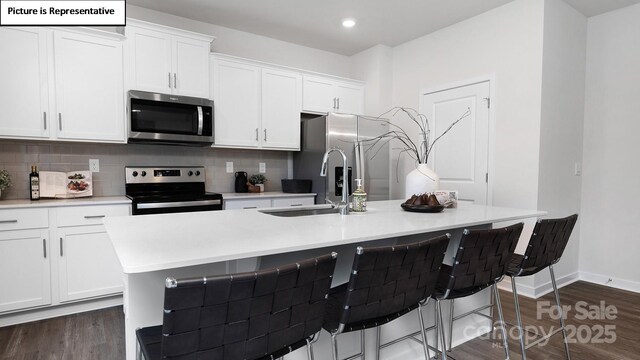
0,295,123,327
497,272,580,299
579,271,640,294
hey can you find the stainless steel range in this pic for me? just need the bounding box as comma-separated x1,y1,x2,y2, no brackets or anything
125,166,223,215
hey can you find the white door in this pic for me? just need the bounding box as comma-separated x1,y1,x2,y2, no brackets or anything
0,27,50,139
54,31,125,142
213,59,261,147
128,28,172,94
172,35,210,98
302,75,336,114
0,229,51,313
422,81,490,204
57,226,123,302
261,68,301,150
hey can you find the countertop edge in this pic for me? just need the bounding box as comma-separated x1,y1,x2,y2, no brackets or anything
0,196,131,209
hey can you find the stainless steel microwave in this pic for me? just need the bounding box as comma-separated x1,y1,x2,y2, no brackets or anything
127,90,214,146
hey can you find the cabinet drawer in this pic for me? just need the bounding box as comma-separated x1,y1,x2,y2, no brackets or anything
0,208,48,231
224,199,271,210
272,197,315,208
56,205,130,227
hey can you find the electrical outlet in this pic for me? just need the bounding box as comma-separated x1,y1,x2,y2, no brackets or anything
226,162,233,173
89,159,99,173
259,162,266,173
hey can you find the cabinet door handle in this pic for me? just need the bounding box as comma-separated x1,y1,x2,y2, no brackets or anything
290,203,303,207
43,112,47,130
255,128,259,141
43,239,47,258
84,215,106,219
174,73,177,88
60,237,64,257
243,206,257,209
168,72,172,88
337,98,340,110
0,219,18,224
263,129,267,142
58,113,62,131
333,97,336,110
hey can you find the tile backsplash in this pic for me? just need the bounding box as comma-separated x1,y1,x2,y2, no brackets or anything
0,140,290,200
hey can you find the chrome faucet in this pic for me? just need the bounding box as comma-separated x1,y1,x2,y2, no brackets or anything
320,147,349,215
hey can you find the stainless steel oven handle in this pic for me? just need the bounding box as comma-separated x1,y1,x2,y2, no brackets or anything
137,200,222,209
197,106,204,135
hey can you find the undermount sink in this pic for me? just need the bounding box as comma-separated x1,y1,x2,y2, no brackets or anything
259,205,340,217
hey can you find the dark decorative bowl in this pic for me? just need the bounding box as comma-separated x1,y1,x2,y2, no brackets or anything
401,203,445,213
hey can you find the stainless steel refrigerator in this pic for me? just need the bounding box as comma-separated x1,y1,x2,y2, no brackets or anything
293,113,390,204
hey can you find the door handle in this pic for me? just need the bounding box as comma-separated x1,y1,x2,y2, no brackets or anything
43,112,47,130
43,239,47,258
263,129,267,142
60,237,64,257
197,106,204,135
58,113,62,131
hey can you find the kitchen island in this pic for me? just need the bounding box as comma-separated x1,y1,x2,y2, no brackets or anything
104,200,544,360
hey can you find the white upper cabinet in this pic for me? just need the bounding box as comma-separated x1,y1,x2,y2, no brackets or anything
0,27,50,140
302,75,364,115
54,31,125,142
213,58,261,148
126,20,214,98
0,27,126,143
261,68,301,150
212,55,302,151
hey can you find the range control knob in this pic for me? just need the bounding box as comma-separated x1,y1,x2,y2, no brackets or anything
188,171,194,176
195,170,201,176
132,171,138,177
141,171,147,177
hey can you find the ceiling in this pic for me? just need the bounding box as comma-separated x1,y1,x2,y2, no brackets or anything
127,0,640,56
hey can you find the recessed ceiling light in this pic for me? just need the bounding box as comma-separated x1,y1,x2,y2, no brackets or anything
342,19,356,28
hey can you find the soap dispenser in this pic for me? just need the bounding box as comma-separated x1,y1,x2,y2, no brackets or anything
352,179,367,212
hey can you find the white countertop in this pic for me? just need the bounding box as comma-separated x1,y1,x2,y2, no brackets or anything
222,192,316,200
104,200,544,274
0,196,131,209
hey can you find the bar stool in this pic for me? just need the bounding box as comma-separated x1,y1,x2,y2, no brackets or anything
507,214,578,360
135,252,338,360
432,223,524,360
322,235,451,360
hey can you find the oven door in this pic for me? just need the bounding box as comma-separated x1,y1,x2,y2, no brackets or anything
128,90,214,146
132,199,223,215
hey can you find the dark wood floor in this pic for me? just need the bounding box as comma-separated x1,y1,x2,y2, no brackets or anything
0,281,638,359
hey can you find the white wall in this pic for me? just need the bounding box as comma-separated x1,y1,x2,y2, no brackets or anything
533,0,587,291
126,5,353,78
350,44,393,117
390,0,545,211
580,3,640,292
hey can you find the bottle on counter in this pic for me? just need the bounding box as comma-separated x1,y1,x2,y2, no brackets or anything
30,165,40,201
351,178,367,212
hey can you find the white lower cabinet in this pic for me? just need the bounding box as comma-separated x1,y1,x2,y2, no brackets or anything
224,195,316,210
0,203,130,317
0,229,51,313
57,226,123,302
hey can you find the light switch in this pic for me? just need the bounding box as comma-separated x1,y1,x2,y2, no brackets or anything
574,162,582,176
259,162,266,173
226,162,234,173
89,159,99,173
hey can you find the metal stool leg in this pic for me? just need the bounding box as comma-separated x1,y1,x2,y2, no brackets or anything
418,301,432,360
376,326,381,360
550,265,571,360
493,285,511,360
448,299,454,351
435,300,447,360
136,338,143,360
331,334,339,360
511,277,527,360
361,329,366,359
306,333,319,360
